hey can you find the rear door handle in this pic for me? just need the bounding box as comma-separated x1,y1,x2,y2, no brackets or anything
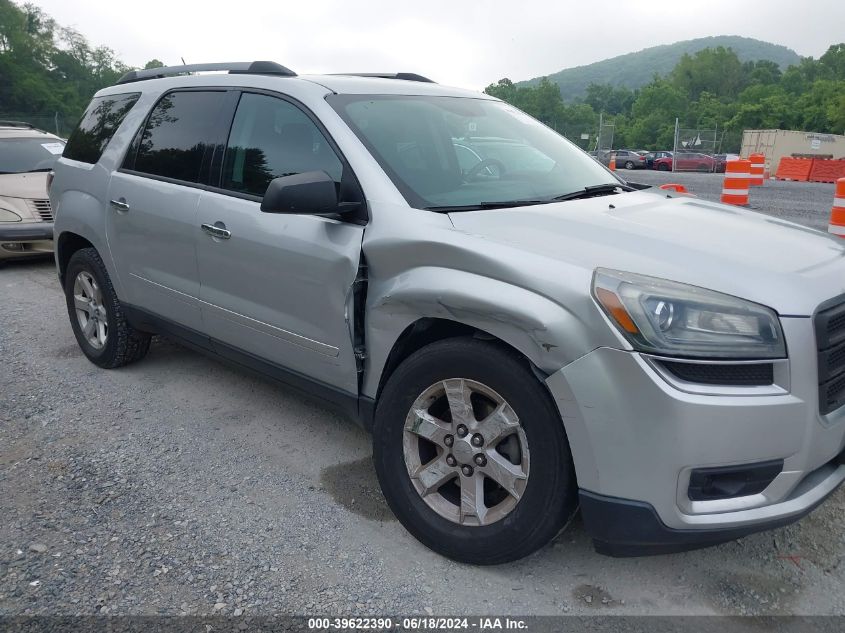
109,199,130,212
201,222,231,240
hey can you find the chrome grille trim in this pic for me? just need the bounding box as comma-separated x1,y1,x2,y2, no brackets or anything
26,198,53,222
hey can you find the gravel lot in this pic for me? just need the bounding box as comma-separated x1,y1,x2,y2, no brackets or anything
626,170,837,231
1,179,844,618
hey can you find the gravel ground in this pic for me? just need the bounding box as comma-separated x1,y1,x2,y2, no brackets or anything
1,179,844,618
624,169,837,231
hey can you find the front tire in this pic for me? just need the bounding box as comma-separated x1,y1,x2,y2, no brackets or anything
625,161,635,170
373,337,577,564
64,247,151,368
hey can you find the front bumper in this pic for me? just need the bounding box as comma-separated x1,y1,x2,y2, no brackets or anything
0,222,54,258
580,452,844,556
546,316,845,556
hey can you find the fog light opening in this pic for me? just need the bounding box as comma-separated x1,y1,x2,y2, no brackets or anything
688,460,783,501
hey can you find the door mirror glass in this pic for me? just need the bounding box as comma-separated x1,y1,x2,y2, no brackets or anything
260,170,339,215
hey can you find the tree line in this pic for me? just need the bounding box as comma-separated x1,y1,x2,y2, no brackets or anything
485,44,845,152
0,0,162,133
1,0,842,151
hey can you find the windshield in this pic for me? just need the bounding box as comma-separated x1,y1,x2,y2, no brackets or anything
0,137,65,173
328,95,619,210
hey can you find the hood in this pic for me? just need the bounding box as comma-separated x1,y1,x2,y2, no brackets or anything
448,190,845,316
0,172,49,200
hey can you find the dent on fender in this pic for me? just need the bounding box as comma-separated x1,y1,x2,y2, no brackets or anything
373,292,560,357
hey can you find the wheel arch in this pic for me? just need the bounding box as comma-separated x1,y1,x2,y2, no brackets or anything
56,231,95,285
53,187,125,298
373,317,540,402
363,268,598,402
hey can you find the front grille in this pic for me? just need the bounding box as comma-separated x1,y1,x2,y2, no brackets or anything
815,298,845,415
26,199,53,222
659,360,774,386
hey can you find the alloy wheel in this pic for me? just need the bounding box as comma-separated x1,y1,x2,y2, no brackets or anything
402,378,530,526
73,271,108,349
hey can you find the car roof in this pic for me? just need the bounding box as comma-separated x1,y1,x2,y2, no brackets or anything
0,125,64,141
298,74,493,99
97,65,495,101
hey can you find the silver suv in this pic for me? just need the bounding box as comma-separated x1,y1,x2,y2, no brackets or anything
51,62,845,563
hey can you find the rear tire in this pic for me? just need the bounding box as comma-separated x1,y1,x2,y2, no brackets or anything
657,163,669,171
64,247,151,368
373,337,577,564
625,161,635,170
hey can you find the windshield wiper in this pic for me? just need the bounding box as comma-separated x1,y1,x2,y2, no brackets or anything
551,183,634,202
424,183,637,212
425,200,554,212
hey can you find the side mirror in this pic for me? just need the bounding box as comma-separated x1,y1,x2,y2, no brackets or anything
260,171,339,215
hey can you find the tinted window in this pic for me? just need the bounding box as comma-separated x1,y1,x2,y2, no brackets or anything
222,92,342,197
0,137,65,173
129,91,225,183
63,93,140,164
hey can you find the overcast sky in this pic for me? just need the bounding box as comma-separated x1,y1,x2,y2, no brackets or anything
28,0,845,90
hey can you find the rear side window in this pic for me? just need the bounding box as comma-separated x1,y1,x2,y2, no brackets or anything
63,92,140,164
125,91,226,183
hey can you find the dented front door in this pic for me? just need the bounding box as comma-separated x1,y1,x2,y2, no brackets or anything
195,188,364,394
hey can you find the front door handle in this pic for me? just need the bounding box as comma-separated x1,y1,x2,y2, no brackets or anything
109,199,130,212
201,222,231,240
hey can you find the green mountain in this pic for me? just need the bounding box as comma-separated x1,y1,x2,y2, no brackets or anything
518,36,801,100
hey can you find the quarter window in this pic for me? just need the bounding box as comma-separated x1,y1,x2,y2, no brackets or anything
222,92,343,197
63,92,140,164
127,91,226,183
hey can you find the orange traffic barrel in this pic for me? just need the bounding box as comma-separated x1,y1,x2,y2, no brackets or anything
609,152,616,171
749,153,765,186
829,178,845,238
721,159,751,206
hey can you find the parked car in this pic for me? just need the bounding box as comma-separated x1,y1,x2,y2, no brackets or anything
0,121,64,262
715,153,740,173
51,62,845,564
653,151,716,172
643,150,672,169
613,149,647,169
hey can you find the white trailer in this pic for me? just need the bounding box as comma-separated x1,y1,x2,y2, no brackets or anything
740,129,845,174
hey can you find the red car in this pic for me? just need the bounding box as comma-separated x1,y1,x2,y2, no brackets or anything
653,152,716,172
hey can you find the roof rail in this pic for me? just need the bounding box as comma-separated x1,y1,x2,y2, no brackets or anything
115,61,297,85
0,120,35,129
332,73,436,83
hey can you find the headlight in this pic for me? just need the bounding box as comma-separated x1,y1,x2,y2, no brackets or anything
0,208,22,222
592,268,785,359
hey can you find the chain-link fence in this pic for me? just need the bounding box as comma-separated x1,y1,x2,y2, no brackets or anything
595,119,615,153
0,112,71,138
672,120,719,172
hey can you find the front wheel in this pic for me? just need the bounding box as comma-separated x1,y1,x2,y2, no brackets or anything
373,338,577,564
625,161,635,170
657,163,670,171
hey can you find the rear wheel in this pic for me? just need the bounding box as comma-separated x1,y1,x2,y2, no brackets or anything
373,337,577,564
625,161,635,170
657,163,670,171
64,247,151,368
